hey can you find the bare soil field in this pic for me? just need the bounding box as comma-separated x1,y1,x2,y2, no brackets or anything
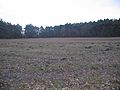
0,38,120,90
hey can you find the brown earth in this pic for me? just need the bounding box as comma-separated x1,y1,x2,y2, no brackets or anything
0,38,120,90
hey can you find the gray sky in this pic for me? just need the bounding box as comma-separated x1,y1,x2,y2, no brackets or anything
0,0,120,27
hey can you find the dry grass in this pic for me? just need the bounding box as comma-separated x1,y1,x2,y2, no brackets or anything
0,38,120,90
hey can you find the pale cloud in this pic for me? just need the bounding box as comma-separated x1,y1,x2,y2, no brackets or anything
0,0,120,27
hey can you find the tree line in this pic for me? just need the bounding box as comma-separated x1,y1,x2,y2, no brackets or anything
0,19,22,38
0,18,120,38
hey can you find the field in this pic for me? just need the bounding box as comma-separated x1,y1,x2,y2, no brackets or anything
0,38,120,90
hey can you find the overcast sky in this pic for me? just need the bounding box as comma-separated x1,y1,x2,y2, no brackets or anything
0,0,120,27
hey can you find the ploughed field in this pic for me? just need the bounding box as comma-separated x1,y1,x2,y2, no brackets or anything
0,38,120,90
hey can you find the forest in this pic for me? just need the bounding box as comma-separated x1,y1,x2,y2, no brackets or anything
0,18,120,38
